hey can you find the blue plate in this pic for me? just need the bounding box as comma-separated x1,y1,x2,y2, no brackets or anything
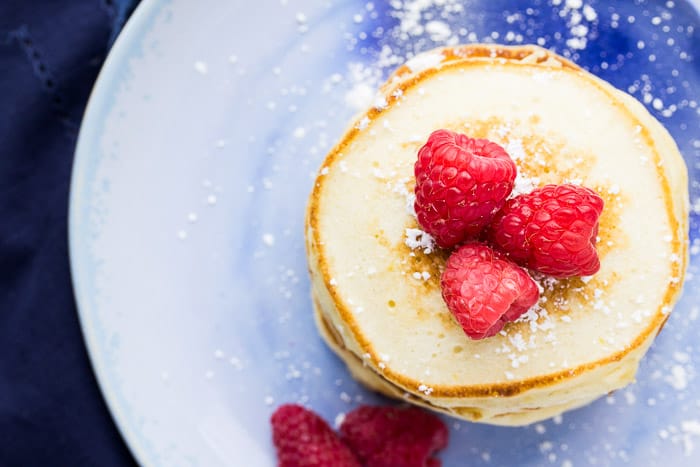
70,0,700,465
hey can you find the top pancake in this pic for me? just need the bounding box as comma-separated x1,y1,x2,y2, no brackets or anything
306,45,688,402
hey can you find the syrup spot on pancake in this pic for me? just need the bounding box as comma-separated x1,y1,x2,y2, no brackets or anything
394,219,454,327
407,242,448,289
591,186,627,259
505,269,622,342
535,276,587,317
399,140,423,152
373,228,392,249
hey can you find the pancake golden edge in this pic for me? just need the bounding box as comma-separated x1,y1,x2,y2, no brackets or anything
305,44,689,426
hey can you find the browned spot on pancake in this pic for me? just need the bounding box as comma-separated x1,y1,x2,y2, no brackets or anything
592,187,628,260
413,306,430,321
557,271,620,308
391,216,453,324
437,311,457,329
442,44,580,70
373,228,392,250
448,117,598,185
452,406,483,419
407,242,449,288
400,140,424,151
387,44,579,89
539,276,587,311
538,272,617,316
413,303,456,330
656,315,670,336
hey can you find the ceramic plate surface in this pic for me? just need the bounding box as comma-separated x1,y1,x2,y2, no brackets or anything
70,0,700,465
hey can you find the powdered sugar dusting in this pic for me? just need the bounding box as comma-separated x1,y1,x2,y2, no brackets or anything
666,364,689,391
391,0,463,42
511,172,541,198
501,139,540,198
405,51,445,73
344,63,383,110
405,228,435,254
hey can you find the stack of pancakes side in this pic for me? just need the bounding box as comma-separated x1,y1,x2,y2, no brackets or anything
305,44,688,426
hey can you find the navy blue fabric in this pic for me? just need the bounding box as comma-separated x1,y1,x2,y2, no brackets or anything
1,1,138,465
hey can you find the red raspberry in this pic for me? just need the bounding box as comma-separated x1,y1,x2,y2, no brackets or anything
271,404,360,467
441,243,539,339
339,405,448,467
487,184,604,278
414,129,517,248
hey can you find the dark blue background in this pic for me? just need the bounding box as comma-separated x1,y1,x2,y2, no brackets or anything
1,1,138,465
0,0,698,466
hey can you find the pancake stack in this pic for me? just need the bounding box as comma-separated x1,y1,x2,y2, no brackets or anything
305,44,688,426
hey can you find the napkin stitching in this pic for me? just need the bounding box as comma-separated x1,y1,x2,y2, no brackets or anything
4,25,79,139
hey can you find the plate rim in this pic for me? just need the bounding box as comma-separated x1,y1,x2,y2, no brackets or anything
68,0,167,465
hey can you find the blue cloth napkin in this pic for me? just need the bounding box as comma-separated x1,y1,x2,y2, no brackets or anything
1,1,139,465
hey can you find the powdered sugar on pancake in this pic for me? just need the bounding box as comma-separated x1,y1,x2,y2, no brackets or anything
404,51,445,73
405,228,436,255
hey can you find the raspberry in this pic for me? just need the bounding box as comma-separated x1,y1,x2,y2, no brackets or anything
414,129,517,248
339,405,448,467
271,404,360,467
441,243,539,339
487,184,604,278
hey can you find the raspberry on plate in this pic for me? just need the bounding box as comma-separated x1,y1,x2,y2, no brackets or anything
487,184,604,278
441,243,540,339
271,404,360,467
339,405,448,467
414,129,517,249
